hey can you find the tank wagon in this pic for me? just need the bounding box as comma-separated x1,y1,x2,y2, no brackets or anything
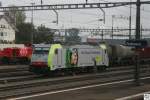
107,44,150,66
135,47,150,64
30,42,150,74
30,43,109,74
108,44,135,66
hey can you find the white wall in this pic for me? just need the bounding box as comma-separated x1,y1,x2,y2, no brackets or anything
0,18,15,43
0,44,25,50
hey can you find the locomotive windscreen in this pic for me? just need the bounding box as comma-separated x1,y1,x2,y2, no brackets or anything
32,44,50,54
33,47,49,54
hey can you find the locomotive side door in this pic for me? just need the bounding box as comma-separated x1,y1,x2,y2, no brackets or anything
102,49,109,66
55,48,62,67
100,44,109,66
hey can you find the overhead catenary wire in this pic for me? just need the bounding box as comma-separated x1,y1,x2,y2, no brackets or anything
10,0,150,30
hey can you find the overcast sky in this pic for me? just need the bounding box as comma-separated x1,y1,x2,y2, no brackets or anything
0,0,150,39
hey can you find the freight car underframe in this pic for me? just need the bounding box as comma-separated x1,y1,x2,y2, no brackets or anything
110,56,134,66
1,56,30,64
29,65,107,75
110,56,150,66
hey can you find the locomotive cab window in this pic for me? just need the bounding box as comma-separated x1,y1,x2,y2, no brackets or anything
33,47,49,54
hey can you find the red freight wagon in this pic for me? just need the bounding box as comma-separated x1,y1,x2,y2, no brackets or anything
136,47,150,58
135,46,150,64
0,50,3,64
1,47,32,64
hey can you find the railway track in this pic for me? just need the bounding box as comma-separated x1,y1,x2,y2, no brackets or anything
0,65,146,84
0,65,28,73
0,65,149,82
0,65,133,80
0,64,149,99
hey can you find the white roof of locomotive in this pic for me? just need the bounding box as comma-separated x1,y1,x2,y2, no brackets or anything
33,44,51,48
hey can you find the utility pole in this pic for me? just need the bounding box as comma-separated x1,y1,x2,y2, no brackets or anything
53,10,58,25
65,29,67,42
129,0,132,40
86,0,88,4
31,2,35,44
102,30,104,40
135,0,141,40
41,0,43,5
141,24,142,39
134,0,141,86
99,8,105,24
112,15,114,39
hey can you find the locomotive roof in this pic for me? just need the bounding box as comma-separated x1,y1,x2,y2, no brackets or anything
32,44,51,48
59,42,107,46
32,42,107,49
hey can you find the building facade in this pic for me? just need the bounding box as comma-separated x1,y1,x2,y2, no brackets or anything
0,15,16,43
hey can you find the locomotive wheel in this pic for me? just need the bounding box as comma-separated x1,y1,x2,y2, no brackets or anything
86,66,94,73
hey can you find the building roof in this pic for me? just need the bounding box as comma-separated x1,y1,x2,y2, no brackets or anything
0,15,17,31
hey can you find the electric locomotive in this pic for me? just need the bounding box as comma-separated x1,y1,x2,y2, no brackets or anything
30,43,109,74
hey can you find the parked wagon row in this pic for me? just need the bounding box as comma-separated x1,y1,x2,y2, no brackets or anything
1,40,150,68
29,43,109,74
29,42,150,74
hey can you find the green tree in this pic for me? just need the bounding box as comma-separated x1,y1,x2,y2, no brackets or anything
16,23,33,43
66,28,81,43
34,25,54,44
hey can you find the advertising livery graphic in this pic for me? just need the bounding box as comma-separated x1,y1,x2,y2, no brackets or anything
71,48,78,65
66,48,78,67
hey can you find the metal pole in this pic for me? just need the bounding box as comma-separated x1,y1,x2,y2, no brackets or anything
134,54,140,86
129,0,132,40
102,30,104,40
112,15,114,39
134,0,141,86
99,8,105,24
141,24,142,39
86,0,88,4
135,0,141,40
53,9,58,25
93,58,97,73
31,3,35,44
65,29,68,43
41,0,43,5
